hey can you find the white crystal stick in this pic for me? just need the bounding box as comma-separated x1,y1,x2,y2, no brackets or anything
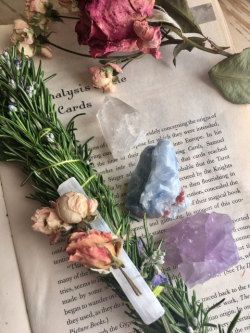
58,177,165,325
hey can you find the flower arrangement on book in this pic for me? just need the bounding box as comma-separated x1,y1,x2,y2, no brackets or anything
10,0,250,103
0,47,242,333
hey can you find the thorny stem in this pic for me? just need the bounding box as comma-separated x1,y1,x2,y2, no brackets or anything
205,36,232,57
161,30,232,57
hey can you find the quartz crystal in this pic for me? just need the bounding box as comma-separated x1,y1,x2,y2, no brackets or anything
126,139,189,218
97,97,145,158
164,212,240,287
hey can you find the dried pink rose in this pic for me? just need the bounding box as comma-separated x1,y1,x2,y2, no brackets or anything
133,20,162,59
66,230,123,271
89,63,123,93
31,207,70,237
76,0,161,58
26,0,48,14
11,19,35,57
55,192,98,224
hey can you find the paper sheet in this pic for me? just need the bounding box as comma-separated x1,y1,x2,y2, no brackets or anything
0,1,250,332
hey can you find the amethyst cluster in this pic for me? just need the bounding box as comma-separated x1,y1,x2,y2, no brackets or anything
164,212,240,287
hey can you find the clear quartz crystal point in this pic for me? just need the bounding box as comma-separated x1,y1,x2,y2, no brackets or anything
96,97,145,159
58,177,165,325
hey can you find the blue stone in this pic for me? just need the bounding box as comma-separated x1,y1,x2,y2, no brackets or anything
126,139,189,218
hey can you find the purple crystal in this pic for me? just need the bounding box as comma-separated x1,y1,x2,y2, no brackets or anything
164,212,240,287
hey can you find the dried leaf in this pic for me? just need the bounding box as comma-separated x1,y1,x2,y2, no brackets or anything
209,48,250,104
155,0,202,33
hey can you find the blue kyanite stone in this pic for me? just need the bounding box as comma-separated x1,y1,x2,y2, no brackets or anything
126,139,189,218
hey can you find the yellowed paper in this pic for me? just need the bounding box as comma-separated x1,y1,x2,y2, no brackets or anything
0,1,250,332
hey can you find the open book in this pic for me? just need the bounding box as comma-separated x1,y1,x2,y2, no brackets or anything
0,1,250,332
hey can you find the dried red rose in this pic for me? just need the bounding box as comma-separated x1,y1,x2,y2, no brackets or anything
75,0,161,58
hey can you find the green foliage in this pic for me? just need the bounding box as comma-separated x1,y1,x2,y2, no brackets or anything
209,48,250,104
0,48,241,333
156,0,201,33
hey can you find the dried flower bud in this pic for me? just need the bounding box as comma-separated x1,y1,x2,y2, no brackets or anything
26,0,48,15
11,19,35,57
66,230,123,271
55,192,98,224
89,63,123,93
31,207,71,238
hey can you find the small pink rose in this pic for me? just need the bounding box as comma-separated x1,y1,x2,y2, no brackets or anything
55,192,98,224
11,19,35,57
18,43,35,57
89,63,123,93
31,207,70,236
66,230,123,271
26,0,48,14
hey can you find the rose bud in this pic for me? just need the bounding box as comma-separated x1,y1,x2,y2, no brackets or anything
66,230,123,271
31,207,71,237
25,0,48,15
11,19,35,57
89,63,123,93
55,192,98,224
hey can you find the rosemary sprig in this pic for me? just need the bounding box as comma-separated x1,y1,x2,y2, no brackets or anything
0,48,240,333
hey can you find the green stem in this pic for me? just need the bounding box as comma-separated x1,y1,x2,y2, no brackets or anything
161,26,232,57
47,41,142,62
162,316,173,333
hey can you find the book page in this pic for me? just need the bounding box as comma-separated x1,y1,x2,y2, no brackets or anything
0,1,250,332
0,176,31,333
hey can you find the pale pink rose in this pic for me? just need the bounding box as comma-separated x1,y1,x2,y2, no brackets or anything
11,19,35,57
134,20,162,59
55,192,98,224
66,230,123,270
40,46,53,58
88,198,99,216
11,19,34,45
26,0,48,14
31,207,69,236
18,43,35,57
89,63,123,93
